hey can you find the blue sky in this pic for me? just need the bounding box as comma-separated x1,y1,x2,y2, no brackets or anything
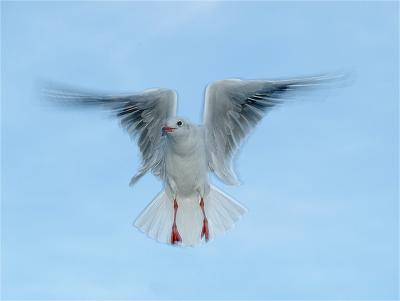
1,1,398,299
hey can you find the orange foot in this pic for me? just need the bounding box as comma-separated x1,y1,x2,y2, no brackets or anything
201,218,209,242
171,223,182,244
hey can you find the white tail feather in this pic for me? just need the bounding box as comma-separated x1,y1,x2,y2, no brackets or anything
134,185,247,246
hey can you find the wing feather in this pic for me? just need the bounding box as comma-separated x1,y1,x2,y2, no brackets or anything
44,83,177,185
203,74,345,185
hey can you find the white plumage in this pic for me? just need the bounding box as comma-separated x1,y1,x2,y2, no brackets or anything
44,73,344,246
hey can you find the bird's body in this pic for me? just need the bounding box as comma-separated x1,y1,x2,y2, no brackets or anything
45,73,346,246
164,123,209,200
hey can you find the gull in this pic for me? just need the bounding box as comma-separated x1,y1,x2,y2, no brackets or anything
44,73,345,246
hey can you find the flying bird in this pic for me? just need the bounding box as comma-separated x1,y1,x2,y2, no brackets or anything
44,74,345,246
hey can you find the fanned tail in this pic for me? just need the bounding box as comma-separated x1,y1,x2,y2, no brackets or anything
134,185,247,246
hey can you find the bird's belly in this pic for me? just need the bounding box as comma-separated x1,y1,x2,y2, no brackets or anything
165,153,208,198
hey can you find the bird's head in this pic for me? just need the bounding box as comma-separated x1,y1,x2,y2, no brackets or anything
162,117,191,139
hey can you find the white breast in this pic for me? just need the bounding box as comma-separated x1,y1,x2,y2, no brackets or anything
164,127,209,199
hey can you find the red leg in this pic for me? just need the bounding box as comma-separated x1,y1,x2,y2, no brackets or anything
171,199,182,244
200,198,209,241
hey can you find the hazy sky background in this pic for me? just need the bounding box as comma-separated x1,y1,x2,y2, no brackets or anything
1,1,398,300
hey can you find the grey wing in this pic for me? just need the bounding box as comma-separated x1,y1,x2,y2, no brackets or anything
44,83,177,185
203,74,344,185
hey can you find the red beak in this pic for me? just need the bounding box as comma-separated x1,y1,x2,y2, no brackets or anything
162,126,176,133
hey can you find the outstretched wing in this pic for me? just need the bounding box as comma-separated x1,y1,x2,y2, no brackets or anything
203,74,344,185
44,83,177,185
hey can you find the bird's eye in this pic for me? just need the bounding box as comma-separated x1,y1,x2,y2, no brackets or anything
177,120,183,127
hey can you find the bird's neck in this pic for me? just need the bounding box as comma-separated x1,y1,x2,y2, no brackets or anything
167,128,201,156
